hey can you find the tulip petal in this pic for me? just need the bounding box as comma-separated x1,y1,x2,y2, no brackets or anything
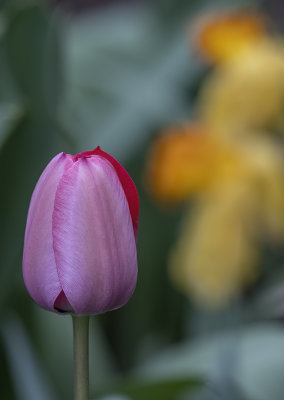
23,153,73,311
93,147,139,239
54,290,73,313
52,155,137,315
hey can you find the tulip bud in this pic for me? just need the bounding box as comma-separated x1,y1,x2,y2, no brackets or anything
23,147,139,315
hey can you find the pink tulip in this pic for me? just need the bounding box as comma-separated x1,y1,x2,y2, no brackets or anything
23,147,139,315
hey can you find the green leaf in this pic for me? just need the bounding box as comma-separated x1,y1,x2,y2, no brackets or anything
95,377,202,400
4,2,63,114
137,323,284,400
95,397,131,400
0,313,59,400
0,102,24,149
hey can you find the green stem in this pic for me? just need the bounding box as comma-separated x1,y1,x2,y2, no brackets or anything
72,315,90,400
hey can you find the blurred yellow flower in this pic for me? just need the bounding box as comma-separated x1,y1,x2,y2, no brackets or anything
194,9,267,64
170,185,258,307
199,40,284,139
237,136,284,240
146,126,284,307
146,124,221,202
146,7,284,308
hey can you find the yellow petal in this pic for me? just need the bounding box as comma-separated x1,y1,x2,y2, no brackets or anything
170,185,258,308
194,9,267,64
145,123,222,203
199,40,284,138
236,137,284,240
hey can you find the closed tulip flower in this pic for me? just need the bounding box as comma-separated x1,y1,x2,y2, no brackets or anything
23,147,139,315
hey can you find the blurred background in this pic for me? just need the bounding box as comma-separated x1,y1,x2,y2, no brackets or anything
2,0,284,399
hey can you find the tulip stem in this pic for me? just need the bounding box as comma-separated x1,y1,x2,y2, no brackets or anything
72,315,90,400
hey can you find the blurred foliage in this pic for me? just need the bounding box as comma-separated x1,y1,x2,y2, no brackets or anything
2,0,284,400
95,376,202,400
